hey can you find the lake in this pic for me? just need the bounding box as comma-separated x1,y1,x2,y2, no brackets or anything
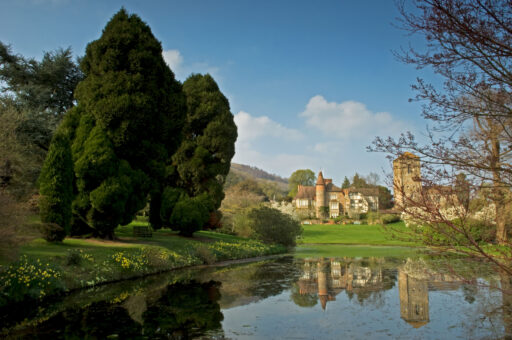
2,246,511,339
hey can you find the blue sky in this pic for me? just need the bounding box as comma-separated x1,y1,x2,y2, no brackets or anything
0,0,436,185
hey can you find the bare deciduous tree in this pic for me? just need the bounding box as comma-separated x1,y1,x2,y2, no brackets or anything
371,0,512,273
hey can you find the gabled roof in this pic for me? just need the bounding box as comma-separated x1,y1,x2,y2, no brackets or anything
326,182,342,192
295,185,316,199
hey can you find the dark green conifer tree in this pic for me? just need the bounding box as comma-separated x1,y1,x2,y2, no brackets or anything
38,131,73,241
66,9,184,238
342,176,351,189
155,74,237,235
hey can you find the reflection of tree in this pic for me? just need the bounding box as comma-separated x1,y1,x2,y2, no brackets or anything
22,301,142,338
462,285,477,304
9,280,223,339
290,283,317,308
249,256,301,299
142,280,223,339
499,270,512,339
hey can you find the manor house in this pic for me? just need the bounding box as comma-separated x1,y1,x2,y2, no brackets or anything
294,172,379,218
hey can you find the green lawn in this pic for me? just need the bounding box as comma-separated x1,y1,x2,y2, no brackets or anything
299,222,418,246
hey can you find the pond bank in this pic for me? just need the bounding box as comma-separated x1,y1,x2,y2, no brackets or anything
0,223,286,306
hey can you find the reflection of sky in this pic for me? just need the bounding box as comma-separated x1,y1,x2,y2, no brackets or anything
220,283,503,339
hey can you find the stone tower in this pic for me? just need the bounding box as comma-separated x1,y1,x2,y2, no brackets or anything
393,152,421,209
315,171,326,218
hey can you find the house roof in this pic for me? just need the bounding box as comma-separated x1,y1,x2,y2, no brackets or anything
295,185,316,199
345,187,379,196
326,182,342,192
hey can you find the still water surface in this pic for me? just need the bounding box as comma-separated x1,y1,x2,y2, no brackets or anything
2,247,511,339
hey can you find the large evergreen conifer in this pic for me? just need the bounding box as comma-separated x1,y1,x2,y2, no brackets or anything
154,74,237,235
40,8,185,239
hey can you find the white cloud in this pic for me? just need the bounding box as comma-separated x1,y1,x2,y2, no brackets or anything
301,95,405,138
232,111,307,177
234,111,303,143
162,49,183,75
162,49,220,82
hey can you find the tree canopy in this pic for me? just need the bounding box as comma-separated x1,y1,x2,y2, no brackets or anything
288,169,315,197
0,42,83,152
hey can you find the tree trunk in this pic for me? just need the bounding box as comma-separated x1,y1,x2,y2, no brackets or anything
495,195,508,245
489,120,508,245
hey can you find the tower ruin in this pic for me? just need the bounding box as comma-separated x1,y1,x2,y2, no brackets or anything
393,152,422,209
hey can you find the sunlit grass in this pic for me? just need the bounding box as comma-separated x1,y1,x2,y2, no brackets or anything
299,222,418,246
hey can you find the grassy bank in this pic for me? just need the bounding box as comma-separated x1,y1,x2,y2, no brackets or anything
0,220,285,305
298,222,418,246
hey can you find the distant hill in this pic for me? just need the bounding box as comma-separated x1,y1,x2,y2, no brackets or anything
225,163,289,200
229,163,288,184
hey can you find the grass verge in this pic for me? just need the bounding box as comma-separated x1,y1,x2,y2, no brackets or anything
0,220,285,305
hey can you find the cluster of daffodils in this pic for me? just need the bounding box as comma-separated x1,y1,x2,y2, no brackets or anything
1,256,61,300
77,249,94,262
111,251,148,270
208,240,281,259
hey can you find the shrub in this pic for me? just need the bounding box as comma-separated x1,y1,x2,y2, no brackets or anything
195,245,217,264
169,194,210,237
66,250,82,266
0,191,28,260
39,222,66,242
381,214,401,224
366,212,380,224
229,209,253,237
457,218,496,244
246,206,302,247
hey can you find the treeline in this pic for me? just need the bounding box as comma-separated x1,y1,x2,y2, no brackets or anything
1,9,237,241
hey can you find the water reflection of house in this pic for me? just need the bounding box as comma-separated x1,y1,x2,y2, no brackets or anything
298,258,384,310
398,258,463,328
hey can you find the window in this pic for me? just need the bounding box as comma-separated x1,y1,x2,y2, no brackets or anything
330,202,338,210
330,193,337,200
298,199,309,207
407,164,411,174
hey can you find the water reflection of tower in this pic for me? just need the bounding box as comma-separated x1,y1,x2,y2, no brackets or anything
398,271,429,328
317,260,340,310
